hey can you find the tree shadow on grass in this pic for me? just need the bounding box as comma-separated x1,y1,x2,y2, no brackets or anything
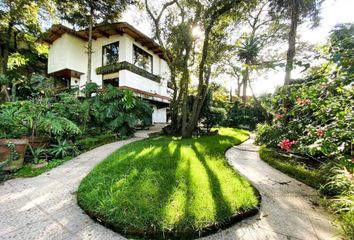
190,143,233,219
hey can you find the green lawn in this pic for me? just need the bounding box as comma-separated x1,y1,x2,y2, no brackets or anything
77,128,259,238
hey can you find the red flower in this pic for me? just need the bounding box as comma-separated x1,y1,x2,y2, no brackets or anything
278,139,297,152
316,128,324,137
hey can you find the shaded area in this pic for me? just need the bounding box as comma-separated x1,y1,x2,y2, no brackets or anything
77,128,260,238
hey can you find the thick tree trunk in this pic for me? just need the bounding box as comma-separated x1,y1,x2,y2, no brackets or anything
284,5,299,86
86,14,93,84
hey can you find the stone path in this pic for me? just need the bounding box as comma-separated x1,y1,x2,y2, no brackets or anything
0,126,162,240
0,132,342,240
202,138,342,240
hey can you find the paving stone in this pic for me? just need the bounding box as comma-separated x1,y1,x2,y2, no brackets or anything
74,223,125,240
2,218,71,240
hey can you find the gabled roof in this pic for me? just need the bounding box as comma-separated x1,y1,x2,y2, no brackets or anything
38,22,170,61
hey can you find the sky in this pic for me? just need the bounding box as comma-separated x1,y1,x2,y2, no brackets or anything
122,0,354,96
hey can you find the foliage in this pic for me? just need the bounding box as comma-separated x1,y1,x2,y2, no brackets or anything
329,23,354,74
256,24,354,237
145,0,258,137
82,82,99,98
28,145,47,164
89,86,153,136
227,99,265,130
76,134,117,151
49,139,78,159
78,128,258,238
96,61,161,82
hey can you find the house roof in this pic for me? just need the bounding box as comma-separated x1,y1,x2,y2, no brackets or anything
37,22,170,61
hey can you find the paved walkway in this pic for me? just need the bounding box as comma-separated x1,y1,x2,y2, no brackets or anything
0,126,162,240
0,132,342,240
202,138,342,240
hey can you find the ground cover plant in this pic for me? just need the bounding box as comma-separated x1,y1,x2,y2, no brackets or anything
78,128,260,238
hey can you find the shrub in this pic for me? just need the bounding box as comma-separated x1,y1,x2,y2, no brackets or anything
227,99,265,130
76,134,117,151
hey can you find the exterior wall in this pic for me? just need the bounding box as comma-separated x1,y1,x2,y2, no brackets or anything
48,33,87,75
152,107,167,123
47,29,171,100
119,70,168,99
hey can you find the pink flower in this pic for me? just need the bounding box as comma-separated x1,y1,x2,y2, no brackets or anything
278,139,297,152
275,114,284,121
316,128,324,137
296,98,311,107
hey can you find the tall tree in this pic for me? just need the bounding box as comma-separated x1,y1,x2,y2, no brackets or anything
270,0,322,85
0,0,53,102
146,0,255,137
55,0,134,84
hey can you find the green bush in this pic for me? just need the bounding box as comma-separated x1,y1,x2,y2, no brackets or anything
227,99,265,130
76,134,117,151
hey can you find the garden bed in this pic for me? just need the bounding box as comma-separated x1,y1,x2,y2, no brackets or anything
9,133,119,179
77,128,260,239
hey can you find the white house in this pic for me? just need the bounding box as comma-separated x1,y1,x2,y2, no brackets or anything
39,22,172,123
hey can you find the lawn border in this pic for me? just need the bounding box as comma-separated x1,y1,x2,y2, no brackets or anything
77,132,262,239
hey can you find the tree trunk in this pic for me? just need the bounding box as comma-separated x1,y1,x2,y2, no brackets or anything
241,67,249,101
236,79,242,97
86,13,93,84
284,5,299,86
249,81,272,124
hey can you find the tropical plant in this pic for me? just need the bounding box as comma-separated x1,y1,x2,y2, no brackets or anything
49,139,78,159
90,86,153,136
28,145,47,164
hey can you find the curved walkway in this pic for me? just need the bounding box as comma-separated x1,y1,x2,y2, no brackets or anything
0,132,341,240
202,138,342,240
0,127,162,240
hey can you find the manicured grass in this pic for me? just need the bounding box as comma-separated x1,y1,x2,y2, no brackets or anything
78,128,259,238
259,146,323,189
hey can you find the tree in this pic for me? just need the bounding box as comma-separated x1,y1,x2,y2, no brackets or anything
55,0,134,84
0,0,53,102
270,0,322,85
146,0,256,137
329,23,354,74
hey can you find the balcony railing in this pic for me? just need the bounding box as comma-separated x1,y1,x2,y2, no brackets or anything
96,61,162,83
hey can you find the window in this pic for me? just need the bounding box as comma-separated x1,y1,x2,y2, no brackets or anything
133,45,153,73
102,42,119,66
103,78,119,87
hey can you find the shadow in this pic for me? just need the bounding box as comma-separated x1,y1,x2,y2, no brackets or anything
190,143,233,219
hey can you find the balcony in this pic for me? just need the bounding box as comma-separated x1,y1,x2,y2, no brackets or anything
96,61,161,83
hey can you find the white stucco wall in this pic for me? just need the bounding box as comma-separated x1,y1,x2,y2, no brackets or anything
152,107,167,123
48,33,87,75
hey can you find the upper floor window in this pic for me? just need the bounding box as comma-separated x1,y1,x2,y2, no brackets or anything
133,44,153,73
102,42,119,66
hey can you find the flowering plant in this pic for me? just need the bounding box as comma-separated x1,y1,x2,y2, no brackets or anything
278,139,297,152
